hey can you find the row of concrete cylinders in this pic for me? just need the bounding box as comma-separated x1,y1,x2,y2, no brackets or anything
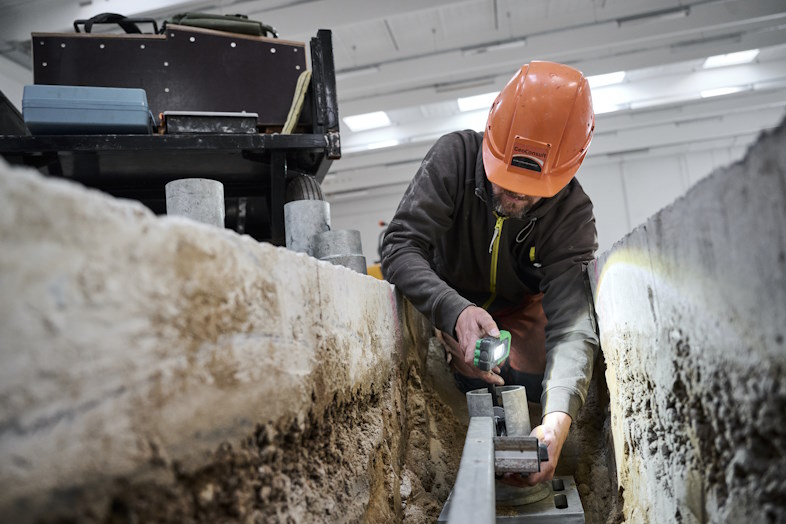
164,178,366,274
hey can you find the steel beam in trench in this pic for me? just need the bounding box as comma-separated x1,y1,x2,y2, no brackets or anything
447,416,496,524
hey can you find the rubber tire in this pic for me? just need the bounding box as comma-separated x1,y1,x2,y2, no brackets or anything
286,173,324,202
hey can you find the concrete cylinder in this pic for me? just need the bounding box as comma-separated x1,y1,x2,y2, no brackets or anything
165,178,225,228
320,254,367,275
499,385,531,436
284,200,331,256
313,229,363,259
466,388,494,418
313,230,366,274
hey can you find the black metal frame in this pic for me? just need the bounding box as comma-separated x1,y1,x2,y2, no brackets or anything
0,29,340,247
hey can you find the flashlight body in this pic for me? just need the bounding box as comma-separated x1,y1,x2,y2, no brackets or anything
473,330,511,371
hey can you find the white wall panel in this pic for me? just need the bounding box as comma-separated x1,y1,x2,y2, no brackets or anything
328,143,758,264
0,54,32,110
577,163,630,253
621,156,686,230
329,189,406,265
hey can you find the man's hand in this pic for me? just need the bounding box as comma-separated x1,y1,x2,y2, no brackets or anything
444,306,504,385
499,411,571,487
526,412,571,485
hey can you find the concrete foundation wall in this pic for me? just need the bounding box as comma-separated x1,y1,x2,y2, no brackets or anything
0,161,450,522
590,120,786,522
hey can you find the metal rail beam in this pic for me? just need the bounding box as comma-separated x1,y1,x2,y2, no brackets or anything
447,416,495,524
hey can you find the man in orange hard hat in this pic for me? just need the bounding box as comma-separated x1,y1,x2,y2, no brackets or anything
381,61,598,484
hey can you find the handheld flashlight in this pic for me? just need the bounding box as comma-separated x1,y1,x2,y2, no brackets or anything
473,330,511,372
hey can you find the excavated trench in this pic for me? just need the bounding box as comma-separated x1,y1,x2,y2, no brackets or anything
3,120,784,523
0,158,618,524
37,337,619,524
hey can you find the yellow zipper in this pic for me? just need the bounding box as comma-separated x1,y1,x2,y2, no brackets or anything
482,214,507,309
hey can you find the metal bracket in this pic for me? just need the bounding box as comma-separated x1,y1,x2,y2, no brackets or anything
493,436,542,474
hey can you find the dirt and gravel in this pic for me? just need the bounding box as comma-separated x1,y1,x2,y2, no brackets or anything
31,333,465,523
28,332,616,524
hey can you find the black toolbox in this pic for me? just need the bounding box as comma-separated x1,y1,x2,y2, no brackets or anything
32,24,309,129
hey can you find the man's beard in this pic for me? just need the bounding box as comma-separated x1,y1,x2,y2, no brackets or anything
491,188,540,219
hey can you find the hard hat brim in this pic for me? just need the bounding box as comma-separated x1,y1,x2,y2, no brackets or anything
482,135,581,198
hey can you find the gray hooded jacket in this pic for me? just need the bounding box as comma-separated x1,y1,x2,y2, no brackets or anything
381,130,599,419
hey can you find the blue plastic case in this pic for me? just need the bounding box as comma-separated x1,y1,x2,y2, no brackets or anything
23,85,152,135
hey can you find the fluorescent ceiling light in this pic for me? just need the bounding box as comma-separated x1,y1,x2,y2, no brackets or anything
335,65,380,82
366,139,400,150
462,40,525,56
343,111,391,132
617,6,688,26
594,103,623,114
457,91,498,112
700,86,746,98
702,49,759,69
592,90,625,114
470,113,488,132
587,71,626,89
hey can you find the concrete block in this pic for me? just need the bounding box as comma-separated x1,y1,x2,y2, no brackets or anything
0,160,408,522
589,119,786,522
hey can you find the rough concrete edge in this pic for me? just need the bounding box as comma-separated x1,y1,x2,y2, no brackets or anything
0,160,414,521
588,116,786,523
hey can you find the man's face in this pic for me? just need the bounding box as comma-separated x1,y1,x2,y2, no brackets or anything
490,183,542,219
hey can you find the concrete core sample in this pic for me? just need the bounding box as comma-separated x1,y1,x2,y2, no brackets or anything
314,229,368,274
284,199,331,256
165,177,225,228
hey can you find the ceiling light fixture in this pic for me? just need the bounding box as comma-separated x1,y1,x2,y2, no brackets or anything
702,49,760,69
587,71,626,89
343,111,391,132
700,86,746,98
617,6,689,26
594,103,624,114
457,91,499,112
366,139,400,150
462,39,525,56
335,65,380,82
591,89,626,114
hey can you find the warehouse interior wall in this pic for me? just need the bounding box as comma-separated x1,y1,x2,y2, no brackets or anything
2,1,784,264
330,141,751,263
0,54,31,111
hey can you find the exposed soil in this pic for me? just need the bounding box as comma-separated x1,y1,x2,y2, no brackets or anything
34,336,466,523
570,353,624,524
29,334,618,524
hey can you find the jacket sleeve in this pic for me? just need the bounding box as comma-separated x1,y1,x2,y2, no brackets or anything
538,192,599,420
381,133,474,336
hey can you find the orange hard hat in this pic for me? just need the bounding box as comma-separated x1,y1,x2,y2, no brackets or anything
482,61,595,198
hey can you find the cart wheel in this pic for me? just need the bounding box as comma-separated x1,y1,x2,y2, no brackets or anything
286,173,324,202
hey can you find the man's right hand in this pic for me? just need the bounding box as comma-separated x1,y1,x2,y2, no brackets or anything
447,305,505,385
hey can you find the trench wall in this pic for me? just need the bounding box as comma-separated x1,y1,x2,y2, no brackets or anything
0,160,453,523
589,120,786,522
